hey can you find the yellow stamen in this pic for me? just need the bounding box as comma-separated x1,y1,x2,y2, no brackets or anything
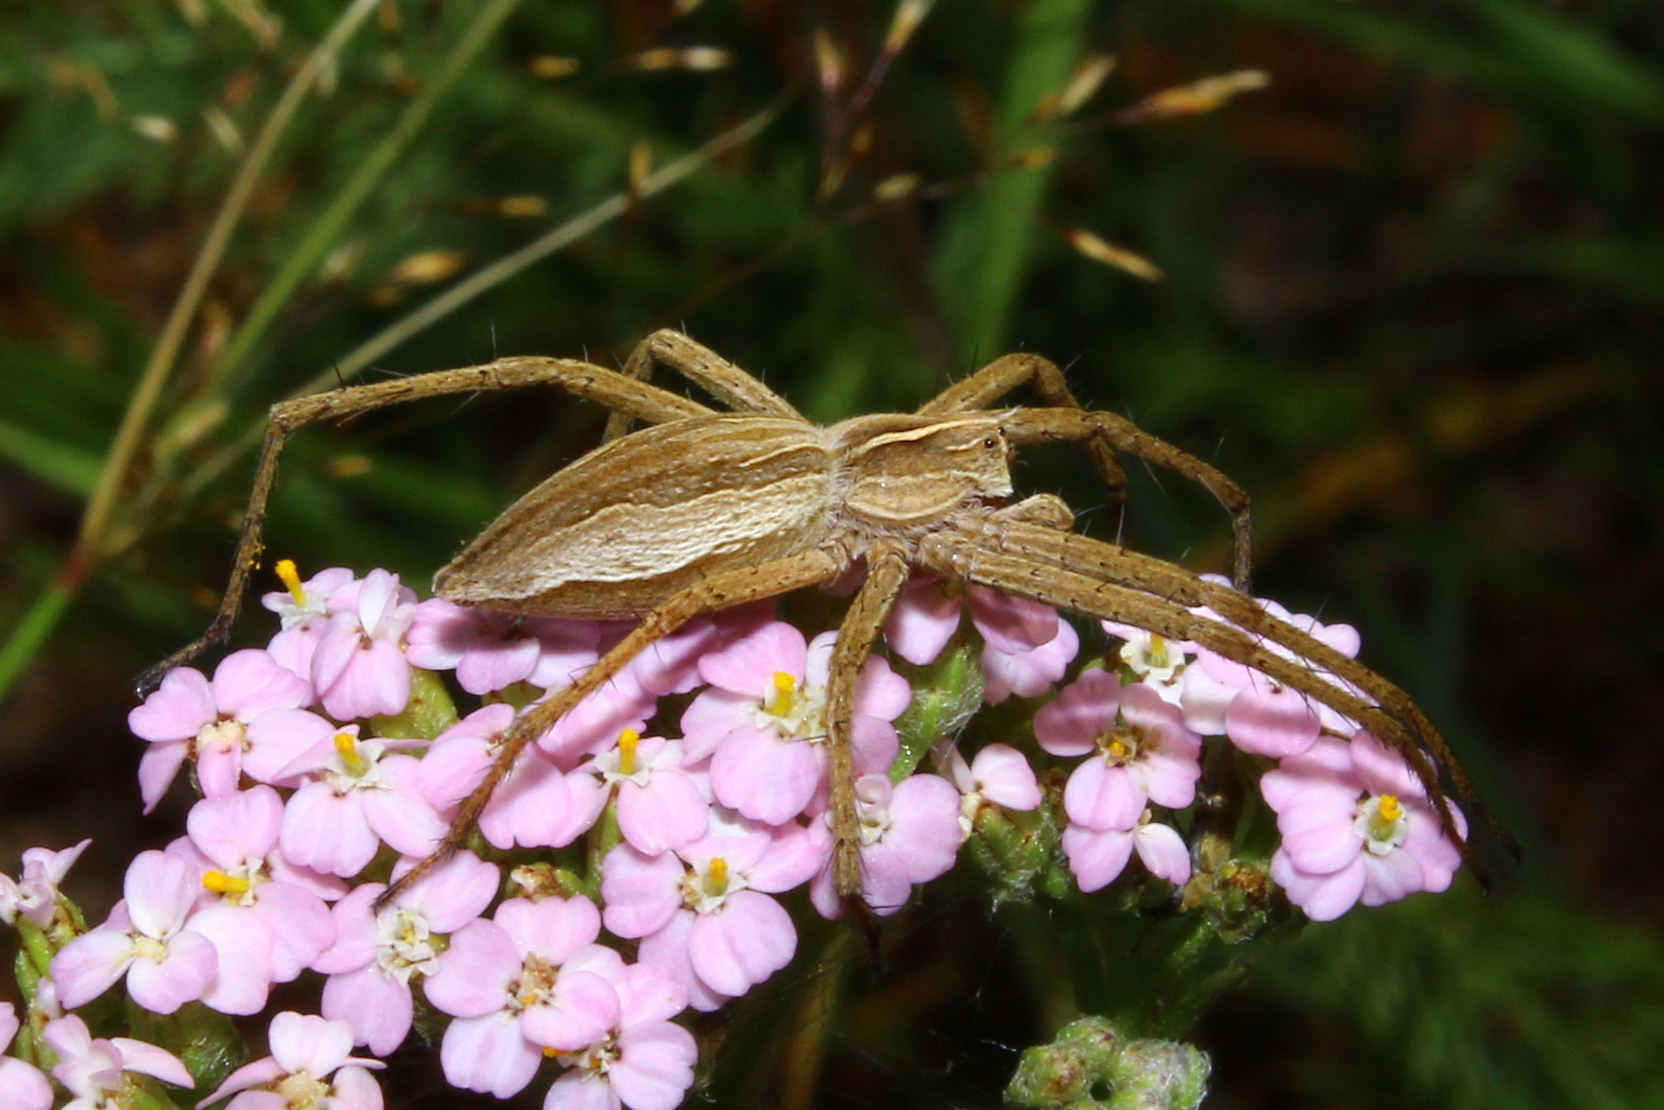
1148,633,1169,667
275,558,307,606
618,729,640,776
1378,794,1402,822
335,731,368,776
202,870,251,895
1107,738,1132,761
704,857,729,898
765,671,797,718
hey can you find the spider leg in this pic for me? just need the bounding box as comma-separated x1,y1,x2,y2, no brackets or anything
377,546,847,909
999,406,1255,593
825,546,913,901
136,358,713,695
604,328,803,440
916,352,1128,535
918,518,1508,869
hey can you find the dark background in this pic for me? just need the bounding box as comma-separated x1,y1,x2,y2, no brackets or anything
2,1,1661,1106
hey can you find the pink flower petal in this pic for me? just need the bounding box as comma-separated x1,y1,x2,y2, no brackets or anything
520,970,619,1052
322,964,412,1056
687,890,795,997
188,905,274,1015
128,668,214,741
710,729,824,826
269,1011,354,1078
49,928,133,1009
1063,759,1144,832
1061,825,1134,893
424,920,517,1019
697,622,806,699
884,577,963,666
1133,823,1191,885
441,1010,540,1099
281,784,377,878
968,587,1060,654
610,1021,699,1110
1225,683,1322,759
968,744,1042,810
109,1037,194,1088
187,787,283,869
125,929,217,1014
600,848,683,940
211,650,310,719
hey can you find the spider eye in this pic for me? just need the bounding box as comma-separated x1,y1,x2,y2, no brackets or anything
983,436,998,449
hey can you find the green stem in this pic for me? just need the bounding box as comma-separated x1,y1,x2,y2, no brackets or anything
214,0,526,381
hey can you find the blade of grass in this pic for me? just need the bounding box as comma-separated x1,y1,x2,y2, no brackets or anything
0,0,383,705
214,0,527,382
181,90,793,500
931,0,1096,363
75,0,383,566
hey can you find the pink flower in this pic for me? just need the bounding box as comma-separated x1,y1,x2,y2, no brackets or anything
1061,811,1191,892
312,851,498,1055
51,850,219,1014
43,1013,193,1105
310,569,416,720
607,819,824,1011
127,649,311,811
942,744,1041,839
1261,732,1466,921
164,787,340,1014
1101,622,1192,706
885,578,1059,664
1035,673,1202,830
278,726,446,878
424,897,623,1098
261,563,356,680
681,624,909,826
809,773,962,918
406,599,605,696
1182,585,1368,755
0,838,90,927
982,618,1079,704
582,731,709,856
541,962,696,1110
198,1012,384,1110
418,705,606,851
622,607,769,697
0,1003,51,1110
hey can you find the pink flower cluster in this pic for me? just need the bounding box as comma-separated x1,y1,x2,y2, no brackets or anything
0,561,1466,1109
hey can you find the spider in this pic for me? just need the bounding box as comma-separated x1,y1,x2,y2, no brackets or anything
144,329,1501,905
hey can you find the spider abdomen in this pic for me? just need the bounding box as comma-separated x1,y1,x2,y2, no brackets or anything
434,414,837,617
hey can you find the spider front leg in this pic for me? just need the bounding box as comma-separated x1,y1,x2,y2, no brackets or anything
379,546,848,908
824,548,913,901
918,352,1128,543
604,327,802,441
917,519,1496,868
1001,406,1254,593
137,357,712,694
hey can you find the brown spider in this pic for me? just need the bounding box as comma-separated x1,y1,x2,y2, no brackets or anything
143,329,1502,905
